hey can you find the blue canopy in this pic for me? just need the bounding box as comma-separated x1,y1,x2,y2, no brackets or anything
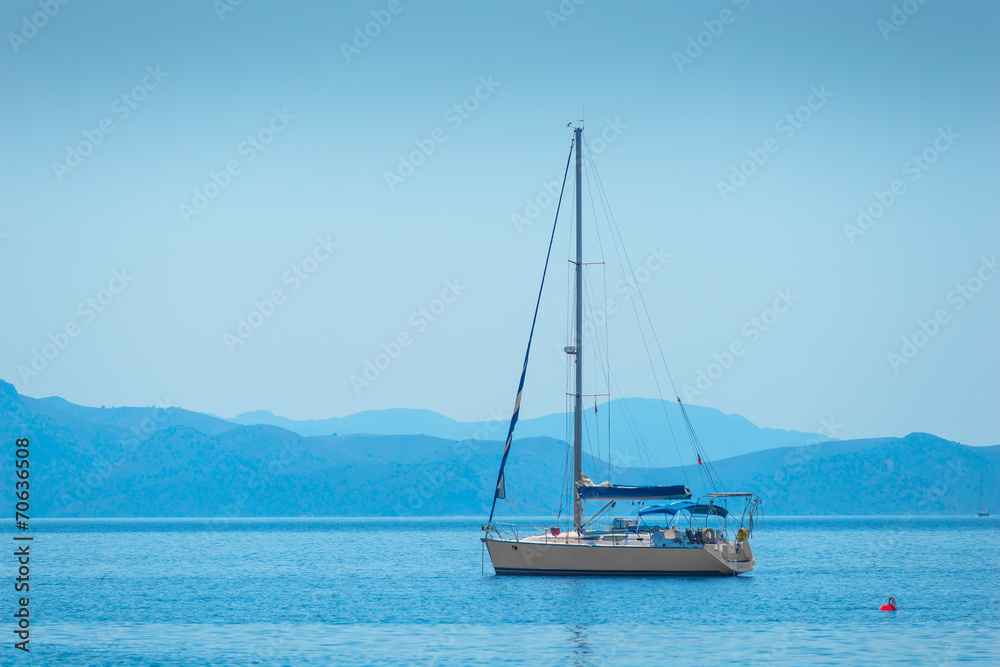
638,501,728,517
577,484,691,501
638,502,690,516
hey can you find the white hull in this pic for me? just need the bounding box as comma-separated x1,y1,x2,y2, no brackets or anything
484,533,754,576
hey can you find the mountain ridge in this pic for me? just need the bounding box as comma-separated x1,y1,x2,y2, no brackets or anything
228,397,841,464
1,380,996,518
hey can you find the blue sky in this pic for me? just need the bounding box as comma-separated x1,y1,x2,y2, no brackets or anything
1,0,997,448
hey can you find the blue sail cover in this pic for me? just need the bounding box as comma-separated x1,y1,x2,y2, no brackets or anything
639,501,727,517
577,484,691,501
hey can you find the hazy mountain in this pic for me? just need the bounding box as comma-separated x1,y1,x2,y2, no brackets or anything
1,380,996,518
230,397,837,463
619,432,999,515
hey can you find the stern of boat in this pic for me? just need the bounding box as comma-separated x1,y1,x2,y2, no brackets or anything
716,536,755,575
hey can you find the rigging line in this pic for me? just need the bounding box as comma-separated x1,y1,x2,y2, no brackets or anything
602,368,648,459
506,497,560,516
582,407,596,472
615,245,718,489
581,142,673,483
582,157,613,477
583,274,600,465
588,342,615,474
487,137,575,526
587,188,687,477
583,500,616,530
677,400,723,492
585,153,713,485
581,272,607,414
583,140,694,482
586,146,683,400
680,406,717,488
607,384,645,463
594,397,600,480
599,271,611,479
561,334,573,520
584,303,616,473
506,501,548,535
576,249,611,473
606,369,664,477
581,273,607,402
595,332,646,472
558,428,570,522
601,264,611,482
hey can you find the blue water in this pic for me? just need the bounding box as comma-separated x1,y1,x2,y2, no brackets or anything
2,516,998,665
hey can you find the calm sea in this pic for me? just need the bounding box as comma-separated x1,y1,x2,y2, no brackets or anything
2,516,997,665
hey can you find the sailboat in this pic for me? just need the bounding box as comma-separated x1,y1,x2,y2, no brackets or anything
977,475,990,517
481,125,760,576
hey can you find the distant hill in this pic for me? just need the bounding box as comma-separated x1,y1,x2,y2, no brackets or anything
617,433,1000,515
229,397,837,463
1,380,996,518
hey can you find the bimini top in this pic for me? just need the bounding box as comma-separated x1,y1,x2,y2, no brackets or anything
577,483,691,501
638,501,729,517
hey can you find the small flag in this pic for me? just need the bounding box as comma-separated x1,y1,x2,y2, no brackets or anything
698,454,703,466
550,527,561,536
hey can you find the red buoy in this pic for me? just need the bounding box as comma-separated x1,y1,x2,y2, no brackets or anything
879,596,897,611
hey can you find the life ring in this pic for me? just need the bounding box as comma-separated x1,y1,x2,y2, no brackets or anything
736,527,748,541
703,528,716,543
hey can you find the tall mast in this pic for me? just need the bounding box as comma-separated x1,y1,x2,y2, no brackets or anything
573,126,583,533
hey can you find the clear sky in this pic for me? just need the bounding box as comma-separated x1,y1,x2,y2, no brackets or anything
1,1,997,446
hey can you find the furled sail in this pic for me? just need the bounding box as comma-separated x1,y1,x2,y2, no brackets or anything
486,140,575,525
